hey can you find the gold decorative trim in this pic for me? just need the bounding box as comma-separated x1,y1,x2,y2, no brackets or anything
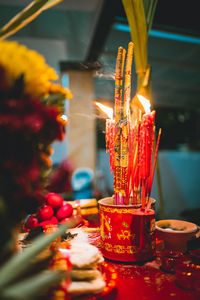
100,206,138,214
103,242,138,254
117,230,135,240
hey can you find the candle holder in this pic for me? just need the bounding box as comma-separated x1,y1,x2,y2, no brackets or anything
157,250,185,273
99,197,156,262
175,263,200,291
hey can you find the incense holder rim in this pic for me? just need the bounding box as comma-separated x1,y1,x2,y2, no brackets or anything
98,197,156,213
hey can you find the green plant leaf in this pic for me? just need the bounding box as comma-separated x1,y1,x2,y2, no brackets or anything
12,252,54,284
1,270,65,300
41,0,63,10
122,0,148,74
144,0,158,34
42,94,66,113
0,0,63,40
0,219,76,289
122,0,158,95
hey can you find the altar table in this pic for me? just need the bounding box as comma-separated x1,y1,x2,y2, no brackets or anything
103,259,199,300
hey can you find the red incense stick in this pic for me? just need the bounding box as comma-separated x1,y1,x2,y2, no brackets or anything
149,128,162,196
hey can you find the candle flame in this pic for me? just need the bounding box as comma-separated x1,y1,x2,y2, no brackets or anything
57,114,68,125
95,102,113,119
58,248,71,256
60,114,68,122
137,94,151,114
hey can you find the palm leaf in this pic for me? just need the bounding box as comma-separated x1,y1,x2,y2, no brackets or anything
0,0,63,40
122,0,148,75
144,0,158,35
1,270,64,300
122,0,158,92
12,252,54,284
0,220,76,289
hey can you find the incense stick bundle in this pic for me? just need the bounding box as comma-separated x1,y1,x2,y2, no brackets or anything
120,42,134,204
100,42,161,208
114,47,125,204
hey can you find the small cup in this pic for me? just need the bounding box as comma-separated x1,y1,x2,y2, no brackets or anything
158,250,184,273
156,219,198,252
190,249,200,265
175,263,200,291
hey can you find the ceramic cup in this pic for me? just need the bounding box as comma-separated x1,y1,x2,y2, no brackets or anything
99,197,156,262
156,219,198,252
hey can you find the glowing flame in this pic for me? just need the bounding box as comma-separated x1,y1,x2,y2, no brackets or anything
58,248,71,256
95,102,113,119
57,114,68,126
137,94,151,114
60,114,68,122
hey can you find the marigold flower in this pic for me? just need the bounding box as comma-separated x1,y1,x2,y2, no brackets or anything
0,40,72,99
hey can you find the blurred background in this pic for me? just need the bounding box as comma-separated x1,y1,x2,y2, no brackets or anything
1,0,199,221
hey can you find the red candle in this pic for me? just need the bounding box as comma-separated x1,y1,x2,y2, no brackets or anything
109,119,115,172
139,111,155,209
105,118,115,173
106,119,111,153
140,111,155,180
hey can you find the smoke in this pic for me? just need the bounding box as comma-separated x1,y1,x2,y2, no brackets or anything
68,112,99,120
94,70,115,80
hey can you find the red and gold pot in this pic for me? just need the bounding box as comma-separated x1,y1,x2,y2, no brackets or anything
99,197,156,262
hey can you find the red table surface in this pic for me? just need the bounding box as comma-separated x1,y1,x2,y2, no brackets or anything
78,215,200,300
103,259,199,300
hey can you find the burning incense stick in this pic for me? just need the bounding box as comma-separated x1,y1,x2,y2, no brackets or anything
114,47,126,204
120,42,134,204
123,42,134,118
148,128,162,197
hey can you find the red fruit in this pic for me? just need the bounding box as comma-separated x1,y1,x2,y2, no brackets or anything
50,216,58,224
38,220,52,227
46,193,63,209
60,217,70,224
60,215,83,226
38,205,54,221
25,214,39,229
56,203,73,220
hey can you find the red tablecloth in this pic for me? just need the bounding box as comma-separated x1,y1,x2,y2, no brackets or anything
104,259,199,300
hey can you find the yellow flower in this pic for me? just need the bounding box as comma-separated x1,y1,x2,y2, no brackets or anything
0,40,72,99
49,83,72,99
